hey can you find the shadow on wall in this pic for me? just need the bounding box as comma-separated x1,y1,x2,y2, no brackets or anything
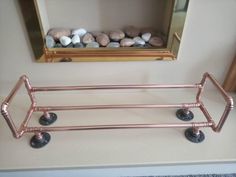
14,0,35,62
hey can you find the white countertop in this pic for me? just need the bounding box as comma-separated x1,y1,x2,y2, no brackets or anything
0,89,235,171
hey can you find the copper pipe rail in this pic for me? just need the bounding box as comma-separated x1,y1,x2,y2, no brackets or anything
1,73,234,148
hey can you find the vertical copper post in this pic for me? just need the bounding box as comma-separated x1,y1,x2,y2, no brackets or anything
176,106,194,121
35,132,43,140
183,108,190,115
192,127,200,136
39,111,58,126
43,112,50,119
30,131,51,148
185,126,205,143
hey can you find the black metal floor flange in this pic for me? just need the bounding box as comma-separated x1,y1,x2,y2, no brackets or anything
39,112,57,126
30,132,51,148
185,128,205,143
176,109,194,121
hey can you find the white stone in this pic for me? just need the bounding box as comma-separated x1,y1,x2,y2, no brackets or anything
86,42,99,48
45,35,55,48
72,28,87,37
133,36,145,45
59,36,72,46
106,42,120,48
142,33,151,42
71,35,80,44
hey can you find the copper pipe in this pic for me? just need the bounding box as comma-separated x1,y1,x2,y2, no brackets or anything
3,75,28,104
197,73,234,132
0,73,233,144
43,111,50,118
215,105,233,132
18,106,34,136
25,122,212,133
23,76,36,105
35,132,44,140
1,102,19,138
199,102,216,130
192,127,200,136
204,73,233,105
1,75,33,138
196,78,206,102
32,84,201,92
34,103,200,112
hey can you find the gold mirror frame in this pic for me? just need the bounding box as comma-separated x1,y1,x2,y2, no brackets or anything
19,0,188,62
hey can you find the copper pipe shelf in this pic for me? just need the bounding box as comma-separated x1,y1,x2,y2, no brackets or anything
1,73,234,148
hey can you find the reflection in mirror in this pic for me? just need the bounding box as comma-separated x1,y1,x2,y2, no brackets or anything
19,0,188,62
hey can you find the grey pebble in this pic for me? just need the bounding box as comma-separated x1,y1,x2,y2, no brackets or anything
54,43,63,48
144,43,152,48
65,43,73,48
106,42,120,48
133,36,145,45
120,38,135,47
73,43,84,48
86,42,99,48
133,44,145,48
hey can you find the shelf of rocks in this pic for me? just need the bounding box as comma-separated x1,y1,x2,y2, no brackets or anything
45,26,165,49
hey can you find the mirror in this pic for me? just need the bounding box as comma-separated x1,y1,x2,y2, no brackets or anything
19,0,188,62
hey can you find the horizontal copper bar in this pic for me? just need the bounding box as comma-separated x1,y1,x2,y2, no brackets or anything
25,122,212,133
34,103,200,112
32,84,201,92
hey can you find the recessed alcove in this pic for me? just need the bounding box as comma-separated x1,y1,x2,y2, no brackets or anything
19,0,188,62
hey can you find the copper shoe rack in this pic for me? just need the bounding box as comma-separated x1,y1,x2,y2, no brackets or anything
1,73,234,148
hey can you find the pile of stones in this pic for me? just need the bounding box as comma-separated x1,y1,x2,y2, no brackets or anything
45,26,165,49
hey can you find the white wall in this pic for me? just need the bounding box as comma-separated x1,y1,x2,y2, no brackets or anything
0,0,236,94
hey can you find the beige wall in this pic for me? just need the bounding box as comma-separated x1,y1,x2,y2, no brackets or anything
45,0,166,32
0,0,236,94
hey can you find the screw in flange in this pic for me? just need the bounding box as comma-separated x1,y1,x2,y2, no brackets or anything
39,112,57,126
185,127,205,143
30,132,51,148
176,109,194,121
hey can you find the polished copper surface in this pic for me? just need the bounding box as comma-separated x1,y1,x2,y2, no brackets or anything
1,73,234,140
